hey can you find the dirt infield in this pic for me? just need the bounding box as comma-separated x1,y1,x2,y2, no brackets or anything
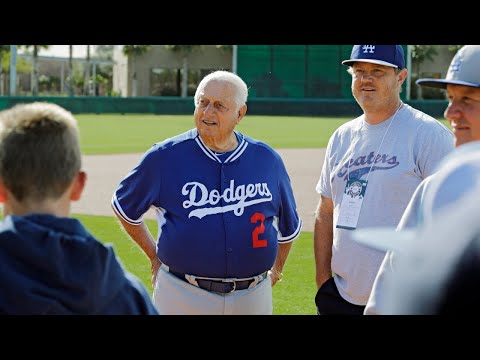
72,148,326,232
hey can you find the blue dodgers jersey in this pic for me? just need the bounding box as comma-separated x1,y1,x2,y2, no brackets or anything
112,129,302,278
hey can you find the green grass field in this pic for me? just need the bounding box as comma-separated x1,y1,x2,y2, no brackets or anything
76,114,355,154
72,114,450,315
77,113,449,154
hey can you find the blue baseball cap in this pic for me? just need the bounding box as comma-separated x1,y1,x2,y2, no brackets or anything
416,45,480,89
342,45,405,69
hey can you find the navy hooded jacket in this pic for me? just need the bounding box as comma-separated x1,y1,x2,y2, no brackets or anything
0,214,158,315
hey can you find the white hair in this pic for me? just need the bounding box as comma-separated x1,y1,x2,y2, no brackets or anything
194,70,248,110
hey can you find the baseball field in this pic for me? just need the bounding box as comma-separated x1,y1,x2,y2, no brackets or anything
71,113,449,315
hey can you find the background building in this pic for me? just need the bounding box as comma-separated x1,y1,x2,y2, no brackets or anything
0,45,459,117
113,45,457,100
112,45,232,97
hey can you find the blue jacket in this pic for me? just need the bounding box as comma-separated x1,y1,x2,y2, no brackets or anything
0,214,158,315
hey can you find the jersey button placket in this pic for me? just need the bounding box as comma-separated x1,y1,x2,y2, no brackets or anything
222,166,233,267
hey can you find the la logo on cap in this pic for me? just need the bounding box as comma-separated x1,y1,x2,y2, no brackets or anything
362,45,375,54
342,45,405,69
450,54,462,72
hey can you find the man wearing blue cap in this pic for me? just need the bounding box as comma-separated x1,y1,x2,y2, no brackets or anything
364,45,480,314
313,45,454,315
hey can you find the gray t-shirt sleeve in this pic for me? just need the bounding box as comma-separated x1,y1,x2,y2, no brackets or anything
413,121,454,178
316,133,335,198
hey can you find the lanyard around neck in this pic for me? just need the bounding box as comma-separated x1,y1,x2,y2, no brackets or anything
348,102,404,182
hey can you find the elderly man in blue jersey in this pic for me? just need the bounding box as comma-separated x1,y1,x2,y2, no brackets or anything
112,70,302,315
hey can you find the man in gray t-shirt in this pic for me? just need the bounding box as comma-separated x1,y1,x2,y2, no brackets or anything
313,45,454,315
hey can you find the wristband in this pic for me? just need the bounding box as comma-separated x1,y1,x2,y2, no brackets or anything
270,268,284,282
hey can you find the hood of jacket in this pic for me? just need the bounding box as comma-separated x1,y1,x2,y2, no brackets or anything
0,214,138,314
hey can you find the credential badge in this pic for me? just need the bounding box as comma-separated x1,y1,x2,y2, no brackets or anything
347,181,363,198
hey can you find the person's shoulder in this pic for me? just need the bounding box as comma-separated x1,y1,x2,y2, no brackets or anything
436,141,480,171
328,116,362,140
338,116,362,131
403,103,433,117
139,129,197,164
420,143,480,218
241,133,284,160
153,128,197,150
405,104,451,131
242,133,274,151
450,141,480,157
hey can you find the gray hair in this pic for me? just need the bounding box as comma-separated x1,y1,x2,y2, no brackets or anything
194,70,248,110
0,102,81,202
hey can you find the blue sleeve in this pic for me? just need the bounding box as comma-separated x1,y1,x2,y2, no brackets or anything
112,147,162,224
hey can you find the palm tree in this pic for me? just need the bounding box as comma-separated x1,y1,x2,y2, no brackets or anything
21,45,50,96
411,45,438,100
93,45,114,95
0,45,9,56
122,45,151,96
448,45,463,53
84,45,91,95
164,45,203,97
0,45,10,95
1,46,33,96
68,45,74,96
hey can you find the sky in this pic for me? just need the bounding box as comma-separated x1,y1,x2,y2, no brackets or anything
19,45,92,58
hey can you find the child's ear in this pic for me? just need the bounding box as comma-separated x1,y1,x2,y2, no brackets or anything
0,179,8,203
70,171,87,202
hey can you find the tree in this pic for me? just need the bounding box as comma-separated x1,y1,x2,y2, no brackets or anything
84,45,91,95
122,45,151,96
2,46,32,95
95,45,114,60
20,45,50,96
164,45,203,97
0,45,10,95
448,45,463,53
216,45,232,52
411,45,438,99
93,45,114,96
68,45,74,96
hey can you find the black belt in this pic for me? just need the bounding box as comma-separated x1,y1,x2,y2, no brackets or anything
168,269,268,294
